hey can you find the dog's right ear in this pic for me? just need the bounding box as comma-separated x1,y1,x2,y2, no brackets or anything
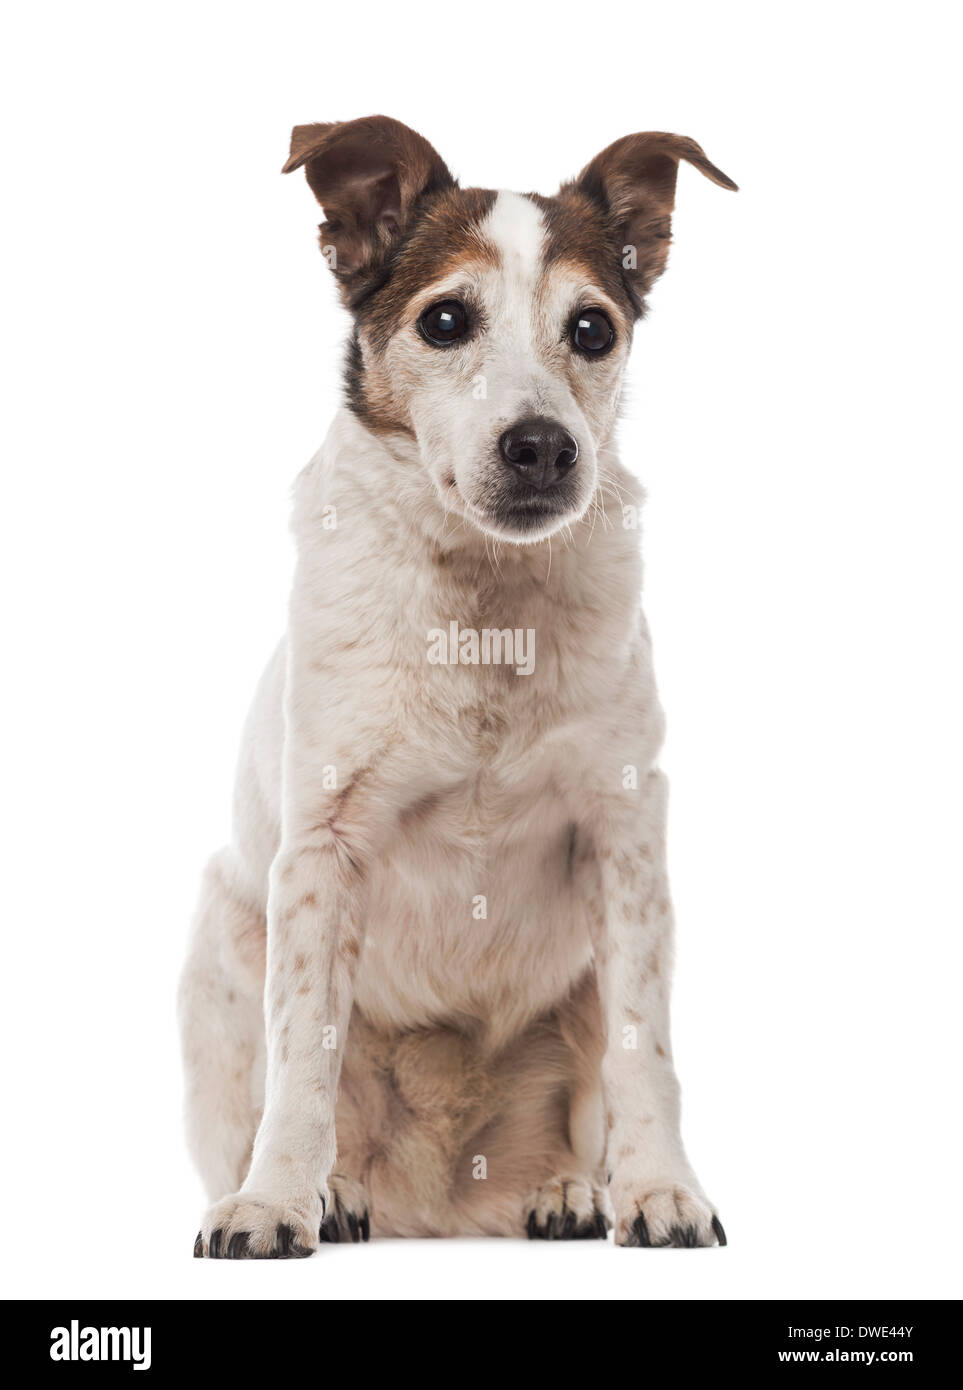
282,115,455,298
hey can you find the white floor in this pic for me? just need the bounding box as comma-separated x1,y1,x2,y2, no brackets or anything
21,1202,957,1304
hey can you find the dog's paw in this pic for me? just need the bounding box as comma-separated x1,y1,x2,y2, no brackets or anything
614,1183,726,1248
319,1173,371,1244
525,1176,613,1240
194,1188,325,1260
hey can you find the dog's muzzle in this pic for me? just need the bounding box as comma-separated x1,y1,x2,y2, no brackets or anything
498,416,579,493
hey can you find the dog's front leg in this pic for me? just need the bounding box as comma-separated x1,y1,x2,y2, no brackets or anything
195,787,378,1259
594,770,725,1248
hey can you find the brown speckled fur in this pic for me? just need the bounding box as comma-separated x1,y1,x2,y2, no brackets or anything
180,116,736,1257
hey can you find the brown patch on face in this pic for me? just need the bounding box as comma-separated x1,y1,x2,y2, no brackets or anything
342,332,414,438
283,117,496,438
344,186,497,436
531,187,637,328
360,187,498,347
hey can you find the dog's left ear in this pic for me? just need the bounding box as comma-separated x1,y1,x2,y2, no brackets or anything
282,115,455,298
571,132,737,306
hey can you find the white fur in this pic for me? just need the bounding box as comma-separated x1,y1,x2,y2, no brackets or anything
180,220,722,1254
482,190,546,300
383,192,622,544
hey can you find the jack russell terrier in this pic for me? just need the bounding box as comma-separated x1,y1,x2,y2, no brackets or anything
180,115,736,1257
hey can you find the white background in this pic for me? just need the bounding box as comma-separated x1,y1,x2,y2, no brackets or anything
2,0,960,1302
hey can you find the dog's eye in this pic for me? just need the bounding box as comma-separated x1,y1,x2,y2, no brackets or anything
571,308,615,356
419,300,469,347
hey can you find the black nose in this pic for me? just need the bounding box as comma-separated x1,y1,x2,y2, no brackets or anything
498,417,579,491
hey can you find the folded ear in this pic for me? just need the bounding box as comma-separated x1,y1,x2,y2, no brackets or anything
571,132,737,306
282,115,454,297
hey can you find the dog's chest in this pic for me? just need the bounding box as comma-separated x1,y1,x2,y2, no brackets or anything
353,722,601,1036
305,488,649,1034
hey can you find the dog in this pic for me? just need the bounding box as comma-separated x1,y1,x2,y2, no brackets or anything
180,115,736,1257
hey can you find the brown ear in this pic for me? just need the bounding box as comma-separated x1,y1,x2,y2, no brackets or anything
282,115,454,297
572,132,737,306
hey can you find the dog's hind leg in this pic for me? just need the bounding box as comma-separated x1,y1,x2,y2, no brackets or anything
524,970,612,1239
178,849,267,1201
319,1174,372,1243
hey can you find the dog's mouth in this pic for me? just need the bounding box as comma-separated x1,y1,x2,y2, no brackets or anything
457,484,588,543
491,490,575,529
437,441,595,543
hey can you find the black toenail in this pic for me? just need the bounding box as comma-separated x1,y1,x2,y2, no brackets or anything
632,1212,652,1247
227,1231,249,1259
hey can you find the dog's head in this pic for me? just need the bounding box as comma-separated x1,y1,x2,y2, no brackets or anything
284,116,735,544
